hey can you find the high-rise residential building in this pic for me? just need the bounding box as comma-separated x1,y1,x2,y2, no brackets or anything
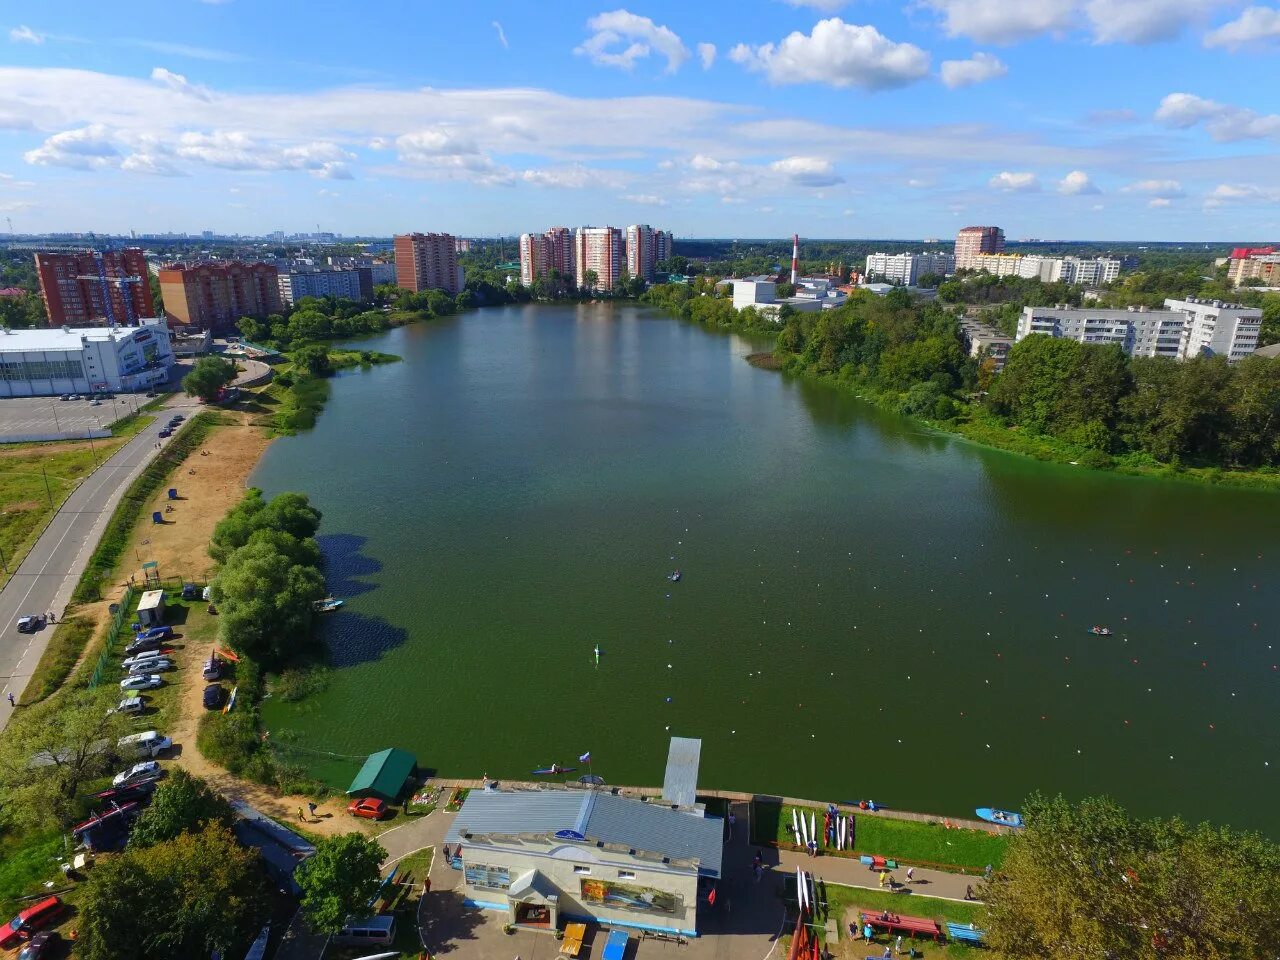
1227,247,1280,286
574,227,624,291
655,229,673,268
1164,297,1263,362
34,249,155,327
954,226,1005,269
864,252,956,285
518,227,577,287
157,261,282,329
394,232,465,295
626,224,659,282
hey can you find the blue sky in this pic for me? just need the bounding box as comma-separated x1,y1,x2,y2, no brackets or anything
1,0,1278,240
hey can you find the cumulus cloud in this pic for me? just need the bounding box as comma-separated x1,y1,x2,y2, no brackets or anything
24,124,120,169
1086,0,1224,43
1058,170,1100,194
621,193,668,205
920,0,1076,44
1148,197,1172,207
1122,178,1185,198
770,155,844,187
1204,6,1280,47
782,0,849,9
575,9,689,73
492,21,509,49
940,52,1008,88
1155,92,1280,140
697,42,716,69
1203,182,1280,207
729,18,929,90
989,170,1039,191
9,25,44,44
150,67,212,101
396,128,480,161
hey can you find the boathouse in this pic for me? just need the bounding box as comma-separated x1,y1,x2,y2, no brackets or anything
445,787,723,937
346,747,417,803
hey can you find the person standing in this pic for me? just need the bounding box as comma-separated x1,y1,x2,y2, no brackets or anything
307,802,318,820
863,923,873,943
879,869,888,888
6,692,14,708
896,935,903,955
298,806,305,821
728,811,736,838
906,866,915,883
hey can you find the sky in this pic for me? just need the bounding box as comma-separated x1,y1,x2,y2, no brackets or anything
1,0,1279,240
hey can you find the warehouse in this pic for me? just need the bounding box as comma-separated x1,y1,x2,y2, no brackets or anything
0,321,174,398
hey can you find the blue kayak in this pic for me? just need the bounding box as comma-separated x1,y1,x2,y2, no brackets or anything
975,807,1024,828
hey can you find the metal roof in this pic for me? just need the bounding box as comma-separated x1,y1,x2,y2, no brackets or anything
445,789,723,878
346,747,417,801
662,737,701,808
0,323,164,353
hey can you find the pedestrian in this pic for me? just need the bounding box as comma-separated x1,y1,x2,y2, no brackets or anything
896,935,903,955
863,923,873,943
425,877,432,894
984,863,993,878
965,884,974,901
906,866,915,883
6,692,14,707
883,946,892,960
728,811,736,837
754,864,762,883
298,806,305,821
307,802,318,819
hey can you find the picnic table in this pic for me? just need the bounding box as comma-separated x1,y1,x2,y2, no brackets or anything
602,929,631,960
859,910,944,941
560,922,587,956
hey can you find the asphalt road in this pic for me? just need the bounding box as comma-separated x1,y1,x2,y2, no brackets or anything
0,400,200,730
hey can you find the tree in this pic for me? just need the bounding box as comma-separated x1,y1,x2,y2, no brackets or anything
77,823,268,960
582,269,599,292
212,537,326,663
983,794,1280,960
182,356,238,402
129,769,233,848
295,833,387,933
1222,355,1280,466
294,344,333,378
237,316,269,343
210,489,321,564
0,688,128,828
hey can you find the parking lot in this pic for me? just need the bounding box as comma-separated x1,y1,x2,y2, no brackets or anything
0,394,148,442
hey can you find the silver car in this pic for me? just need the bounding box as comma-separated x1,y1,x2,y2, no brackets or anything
127,658,174,676
120,674,163,691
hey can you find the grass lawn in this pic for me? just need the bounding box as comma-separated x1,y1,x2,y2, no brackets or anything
753,801,1006,873
821,884,984,958
19,615,97,705
0,828,67,909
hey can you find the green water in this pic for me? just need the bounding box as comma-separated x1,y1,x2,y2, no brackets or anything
254,303,1279,832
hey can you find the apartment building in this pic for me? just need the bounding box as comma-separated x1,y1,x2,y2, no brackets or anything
277,268,365,307
157,261,281,329
34,249,155,327
626,224,657,283
519,227,577,287
655,229,673,268
965,253,1120,285
574,227,624,291
1227,247,1280,286
394,232,465,295
864,252,955,285
954,226,1005,269
1164,297,1263,361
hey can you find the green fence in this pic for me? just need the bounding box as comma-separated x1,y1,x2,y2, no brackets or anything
87,584,136,690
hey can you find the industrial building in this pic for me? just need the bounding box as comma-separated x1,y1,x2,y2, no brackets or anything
34,249,154,327
0,320,174,397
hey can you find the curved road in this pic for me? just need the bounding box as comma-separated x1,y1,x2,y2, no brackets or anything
0,399,200,731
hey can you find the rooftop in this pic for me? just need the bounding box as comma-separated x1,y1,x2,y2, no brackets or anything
662,737,701,808
0,322,165,352
347,747,417,801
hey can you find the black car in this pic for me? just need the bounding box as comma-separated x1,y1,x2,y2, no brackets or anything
145,391,157,397
123,636,165,657
158,429,172,439
171,414,186,423
203,684,226,710
18,931,59,960
181,583,200,600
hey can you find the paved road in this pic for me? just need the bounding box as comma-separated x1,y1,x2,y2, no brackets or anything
0,399,200,730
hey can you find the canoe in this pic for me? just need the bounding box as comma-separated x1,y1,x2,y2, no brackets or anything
975,807,1024,828
314,598,344,612
532,766,576,775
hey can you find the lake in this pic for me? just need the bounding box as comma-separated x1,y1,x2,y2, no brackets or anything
254,303,1279,832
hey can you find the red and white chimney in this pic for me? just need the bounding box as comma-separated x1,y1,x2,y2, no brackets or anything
790,234,799,285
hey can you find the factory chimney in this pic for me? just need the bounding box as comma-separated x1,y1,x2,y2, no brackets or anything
791,234,799,285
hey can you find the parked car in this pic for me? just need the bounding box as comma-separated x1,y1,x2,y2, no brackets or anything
0,897,64,950
69,394,80,401
120,649,166,670
158,429,172,439
115,695,145,715
171,413,185,422
120,674,163,692
117,731,172,759
181,583,200,600
91,399,101,406
203,684,225,710
134,626,173,643
124,637,164,657
112,760,161,787
347,797,388,820
145,391,157,397
16,615,43,633
202,656,223,681
18,930,59,960
58,394,70,401
127,658,173,675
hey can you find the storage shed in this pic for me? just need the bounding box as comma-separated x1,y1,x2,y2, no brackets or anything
346,747,417,803
136,590,166,626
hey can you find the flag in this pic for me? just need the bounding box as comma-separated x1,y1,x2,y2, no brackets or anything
579,752,591,763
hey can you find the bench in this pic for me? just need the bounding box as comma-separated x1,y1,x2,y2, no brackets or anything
946,922,985,945
859,911,944,942
560,922,587,957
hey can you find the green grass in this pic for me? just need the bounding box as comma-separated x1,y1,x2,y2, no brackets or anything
0,828,66,910
753,801,1006,873
822,884,983,957
271,375,329,434
71,413,215,603
20,615,97,705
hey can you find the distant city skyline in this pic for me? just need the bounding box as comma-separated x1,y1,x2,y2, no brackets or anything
1,1,1279,240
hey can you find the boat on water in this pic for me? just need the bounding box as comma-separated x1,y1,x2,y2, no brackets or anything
975,807,1024,828
667,570,681,582
314,597,344,612
532,763,576,776
1088,626,1112,636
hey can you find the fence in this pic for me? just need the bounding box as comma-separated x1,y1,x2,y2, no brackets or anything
87,584,135,690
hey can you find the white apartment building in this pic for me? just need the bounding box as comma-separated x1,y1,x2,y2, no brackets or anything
864,252,955,286
1164,298,1263,361
970,254,1120,285
0,320,174,397
626,224,657,283
278,269,364,306
574,227,624,291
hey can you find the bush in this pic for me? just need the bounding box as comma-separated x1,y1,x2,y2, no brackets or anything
1077,449,1113,470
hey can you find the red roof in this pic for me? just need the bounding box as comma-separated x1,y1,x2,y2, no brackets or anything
1231,246,1276,259
0,287,28,298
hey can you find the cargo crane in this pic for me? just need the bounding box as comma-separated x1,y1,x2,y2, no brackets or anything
76,252,143,327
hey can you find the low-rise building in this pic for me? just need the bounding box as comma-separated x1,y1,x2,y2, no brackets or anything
959,318,1013,372
0,320,174,397
864,252,955,286
731,277,776,311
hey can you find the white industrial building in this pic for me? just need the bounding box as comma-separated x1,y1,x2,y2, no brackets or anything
0,321,175,397
731,276,776,311
864,252,955,286
731,276,846,321
1017,299,1261,361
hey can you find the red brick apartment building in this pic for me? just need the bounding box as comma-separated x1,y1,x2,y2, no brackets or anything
34,248,154,326
393,233,464,295
157,262,282,330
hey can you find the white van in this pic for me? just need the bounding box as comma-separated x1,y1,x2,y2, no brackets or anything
117,731,172,759
333,915,395,946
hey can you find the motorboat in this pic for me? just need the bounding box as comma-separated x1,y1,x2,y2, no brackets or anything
975,807,1024,828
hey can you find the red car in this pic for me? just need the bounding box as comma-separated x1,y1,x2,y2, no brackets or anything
0,897,63,949
347,797,388,820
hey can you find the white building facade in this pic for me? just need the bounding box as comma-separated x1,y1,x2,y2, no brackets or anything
1164,298,1263,361
864,252,955,286
1018,301,1260,361
0,321,175,397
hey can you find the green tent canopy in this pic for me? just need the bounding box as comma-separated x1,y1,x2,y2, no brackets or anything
346,747,417,802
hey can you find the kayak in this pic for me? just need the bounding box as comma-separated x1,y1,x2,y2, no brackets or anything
532,765,576,776
975,807,1024,828
1088,627,1112,636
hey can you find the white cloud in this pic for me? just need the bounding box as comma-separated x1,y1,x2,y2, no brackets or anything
575,9,689,73
1086,0,1224,43
770,155,844,187
620,193,668,205
920,0,1076,43
395,128,480,161
1122,178,1185,198
519,164,619,189
721,195,746,204
940,52,1008,88
120,151,186,176
1148,197,1172,207
150,67,212,101
492,21,509,49
9,25,44,44
24,124,119,169
783,0,848,9
1058,170,1100,194
729,18,929,90
1204,6,1280,47
697,42,717,69
1204,182,1280,207
1155,92,1280,140
989,170,1039,191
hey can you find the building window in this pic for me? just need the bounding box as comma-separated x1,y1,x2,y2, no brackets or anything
618,870,636,880
573,866,592,875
